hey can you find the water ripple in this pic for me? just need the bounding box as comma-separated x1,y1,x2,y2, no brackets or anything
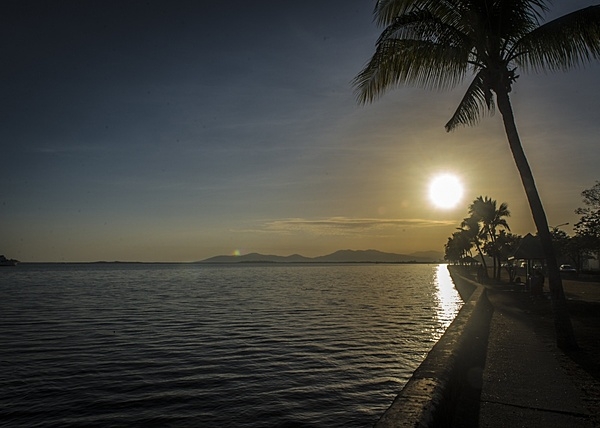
0,263,462,427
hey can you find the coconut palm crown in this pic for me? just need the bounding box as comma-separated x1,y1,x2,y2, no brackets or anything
354,0,600,349
355,0,600,130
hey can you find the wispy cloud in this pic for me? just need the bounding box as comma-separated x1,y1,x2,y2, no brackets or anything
253,217,457,236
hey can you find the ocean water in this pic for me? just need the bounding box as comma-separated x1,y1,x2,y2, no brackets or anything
0,263,462,427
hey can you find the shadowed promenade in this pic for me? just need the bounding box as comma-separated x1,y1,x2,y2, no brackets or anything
374,270,600,427
479,279,599,427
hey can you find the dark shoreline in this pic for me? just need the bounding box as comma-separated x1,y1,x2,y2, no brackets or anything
374,266,491,427
14,261,443,265
375,266,600,427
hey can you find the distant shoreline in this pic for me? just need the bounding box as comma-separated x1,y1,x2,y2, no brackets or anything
16,260,445,266
13,249,445,265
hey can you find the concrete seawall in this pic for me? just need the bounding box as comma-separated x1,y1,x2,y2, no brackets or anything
374,267,492,427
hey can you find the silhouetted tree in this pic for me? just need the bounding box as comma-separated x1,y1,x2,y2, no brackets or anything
496,231,522,282
445,230,473,264
459,215,487,271
469,196,510,279
574,181,600,268
550,227,570,264
354,0,600,349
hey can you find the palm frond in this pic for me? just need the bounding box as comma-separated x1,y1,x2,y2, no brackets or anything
513,5,600,72
374,0,460,26
496,219,511,231
377,9,470,48
497,202,511,217
493,0,548,39
445,69,493,131
493,0,551,26
354,38,469,103
355,10,471,103
374,0,549,31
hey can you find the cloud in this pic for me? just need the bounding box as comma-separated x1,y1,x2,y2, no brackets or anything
258,217,457,236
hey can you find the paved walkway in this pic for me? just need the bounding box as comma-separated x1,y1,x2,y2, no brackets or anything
563,277,600,303
478,280,599,427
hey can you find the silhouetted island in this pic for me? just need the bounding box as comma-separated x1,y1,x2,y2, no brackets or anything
0,255,19,266
199,249,443,264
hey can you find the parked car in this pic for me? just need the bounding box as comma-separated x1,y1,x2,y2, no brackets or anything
559,264,577,274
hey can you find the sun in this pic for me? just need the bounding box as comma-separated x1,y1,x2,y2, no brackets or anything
428,174,464,209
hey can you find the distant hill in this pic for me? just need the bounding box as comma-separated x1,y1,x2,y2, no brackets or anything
199,249,443,264
201,253,313,263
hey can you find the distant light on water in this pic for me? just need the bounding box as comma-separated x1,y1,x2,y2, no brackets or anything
433,264,463,338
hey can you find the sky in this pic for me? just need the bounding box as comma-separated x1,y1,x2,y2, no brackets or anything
1,0,599,262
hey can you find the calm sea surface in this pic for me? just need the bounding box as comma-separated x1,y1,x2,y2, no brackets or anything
0,263,462,427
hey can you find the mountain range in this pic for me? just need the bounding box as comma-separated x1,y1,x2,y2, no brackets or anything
199,249,444,264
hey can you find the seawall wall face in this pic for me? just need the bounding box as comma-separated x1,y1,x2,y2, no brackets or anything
374,267,492,427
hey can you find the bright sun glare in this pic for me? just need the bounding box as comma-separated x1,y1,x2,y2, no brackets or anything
429,174,464,209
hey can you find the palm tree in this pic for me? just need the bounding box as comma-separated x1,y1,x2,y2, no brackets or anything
445,229,473,264
469,196,510,278
354,1,600,349
459,214,487,271
494,230,522,281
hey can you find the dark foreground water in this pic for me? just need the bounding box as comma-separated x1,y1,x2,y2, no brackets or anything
0,263,462,427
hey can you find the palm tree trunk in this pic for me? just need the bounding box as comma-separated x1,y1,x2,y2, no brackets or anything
495,88,578,350
487,228,499,279
475,241,488,275
496,256,502,280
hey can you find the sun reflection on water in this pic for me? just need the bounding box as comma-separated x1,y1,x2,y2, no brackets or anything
433,264,463,339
